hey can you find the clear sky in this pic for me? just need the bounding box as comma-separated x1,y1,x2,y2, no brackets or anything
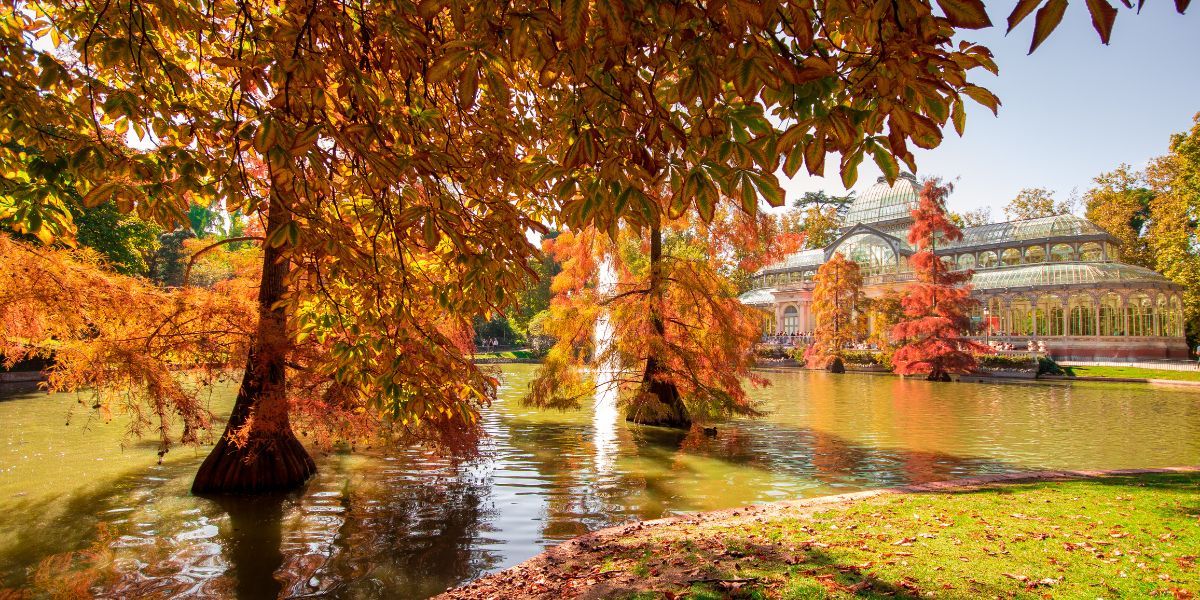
779,3,1200,218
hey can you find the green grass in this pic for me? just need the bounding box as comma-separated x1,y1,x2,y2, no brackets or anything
605,472,1200,599
473,349,534,359
1063,365,1200,382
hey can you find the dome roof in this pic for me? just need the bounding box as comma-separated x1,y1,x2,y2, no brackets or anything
943,214,1113,249
843,173,920,226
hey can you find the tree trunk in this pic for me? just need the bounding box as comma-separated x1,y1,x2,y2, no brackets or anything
192,197,316,495
626,220,691,429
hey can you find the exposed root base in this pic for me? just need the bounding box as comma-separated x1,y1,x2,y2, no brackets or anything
192,432,316,495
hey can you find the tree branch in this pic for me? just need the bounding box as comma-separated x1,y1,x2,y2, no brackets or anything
183,236,264,287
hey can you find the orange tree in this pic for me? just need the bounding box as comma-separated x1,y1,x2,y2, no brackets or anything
1,0,1183,492
891,181,990,381
526,201,792,428
805,252,864,368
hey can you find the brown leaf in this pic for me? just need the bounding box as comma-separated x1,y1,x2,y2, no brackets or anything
936,0,993,28
1029,0,1068,54
1007,0,1043,31
1085,0,1118,43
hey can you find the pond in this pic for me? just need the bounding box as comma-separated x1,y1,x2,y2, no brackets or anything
0,366,1197,598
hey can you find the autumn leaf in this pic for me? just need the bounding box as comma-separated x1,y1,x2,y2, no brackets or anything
1029,0,1069,53
936,0,993,28
1086,0,1119,43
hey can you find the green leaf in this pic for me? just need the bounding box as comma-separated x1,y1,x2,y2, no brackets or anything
750,171,784,208
1029,0,1068,54
840,149,863,189
871,145,899,182
936,0,993,28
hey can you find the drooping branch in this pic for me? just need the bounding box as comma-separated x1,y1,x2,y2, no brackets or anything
182,236,264,288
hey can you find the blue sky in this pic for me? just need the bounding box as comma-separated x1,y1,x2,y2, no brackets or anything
779,2,1200,218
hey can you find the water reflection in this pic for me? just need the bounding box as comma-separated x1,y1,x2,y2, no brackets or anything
0,367,1197,598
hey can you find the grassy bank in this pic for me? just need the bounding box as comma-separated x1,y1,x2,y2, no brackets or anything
444,471,1200,599
1063,365,1200,382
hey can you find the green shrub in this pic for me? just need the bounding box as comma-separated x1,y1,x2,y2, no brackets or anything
976,354,1037,370
1037,356,1065,375
840,350,882,366
754,345,790,360
787,345,809,362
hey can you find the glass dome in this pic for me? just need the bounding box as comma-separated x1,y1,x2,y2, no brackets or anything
843,173,920,226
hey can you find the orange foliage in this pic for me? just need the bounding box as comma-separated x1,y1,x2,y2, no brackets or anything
525,198,796,423
891,181,991,380
806,252,864,367
0,234,255,455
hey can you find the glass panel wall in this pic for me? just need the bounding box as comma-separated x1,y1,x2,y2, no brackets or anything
1099,293,1124,336
1068,294,1096,336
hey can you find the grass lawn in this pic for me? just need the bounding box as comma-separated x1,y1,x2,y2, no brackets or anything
496,472,1200,599
473,349,535,359
1063,365,1200,382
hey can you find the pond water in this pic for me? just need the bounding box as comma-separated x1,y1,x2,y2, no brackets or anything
0,366,1197,598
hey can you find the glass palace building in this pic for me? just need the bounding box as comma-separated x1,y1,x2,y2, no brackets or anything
740,173,1189,361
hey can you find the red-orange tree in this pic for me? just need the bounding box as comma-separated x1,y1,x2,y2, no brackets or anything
805,252,864,369
891,181,990,381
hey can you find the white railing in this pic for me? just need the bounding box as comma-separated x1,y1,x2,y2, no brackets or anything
1057,359,1200,371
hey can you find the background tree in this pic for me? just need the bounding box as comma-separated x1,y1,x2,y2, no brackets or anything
892,181,991,381
1003,187,1074,220
1084,165,1154,268
949,207,993,229
805,253,864,369
783,206,843,250
69,201,161,276
1146,114,1200,347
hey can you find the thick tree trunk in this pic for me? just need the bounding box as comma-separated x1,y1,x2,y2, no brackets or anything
192,198,316,495
626,220,691,429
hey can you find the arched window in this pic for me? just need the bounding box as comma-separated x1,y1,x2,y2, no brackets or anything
977,251,998,269
1099,293,1124,336
802,270,815,282
1025,245,1046,264
1008,297,1033,336
958,254,976,271
1036,295,1064,336
1050,243,1075,262
1126,294,1153,336
834,233,899,277
782,305,799,334
1068,294,1096,336
1079,242,1103,261
987,297,1004,334
1170,295,1184,337
1001,248,1022,266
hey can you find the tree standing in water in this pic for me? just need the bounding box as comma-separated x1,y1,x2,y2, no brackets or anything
892,181,991,381
806,253,864,371
526,204,790,428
